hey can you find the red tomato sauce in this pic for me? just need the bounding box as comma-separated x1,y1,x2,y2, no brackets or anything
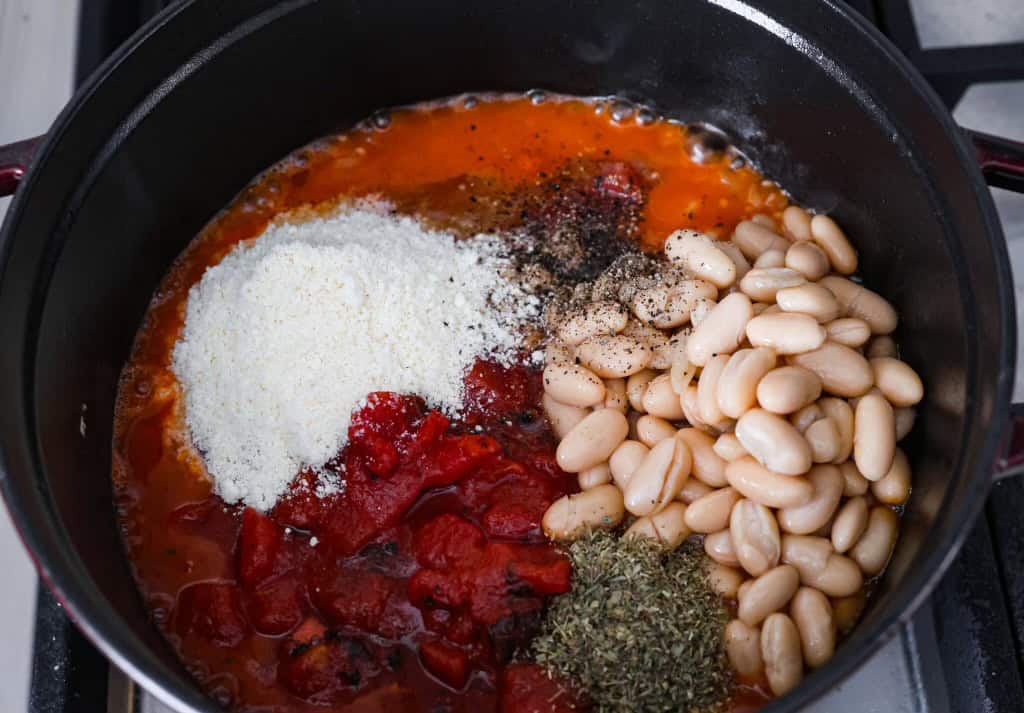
113,95,786,712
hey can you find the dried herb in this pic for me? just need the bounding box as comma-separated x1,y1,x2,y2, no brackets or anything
531,531,733,713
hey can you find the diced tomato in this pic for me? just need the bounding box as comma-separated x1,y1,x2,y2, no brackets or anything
290,616,327,645
407,411,450,458
310,568,396,632
509,558,572,596
463,361,533,418
420,640,470,689
482,503,542,539
238,507,284,587
273,474,333,531
175,582,248,648
413,514,485,569
353,431,400,478
500,663,587,713
349,392,424,441
421,607,451,635
246,575,305,636
408,569,470,610
446,614,477,645
278,637,370,699
421,435,502,489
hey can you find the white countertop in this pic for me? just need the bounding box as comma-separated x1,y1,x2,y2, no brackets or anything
0,2,1022,713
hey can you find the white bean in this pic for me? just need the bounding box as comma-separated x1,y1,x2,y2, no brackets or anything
543,361,606,407
697,354,730,425
726,619,764,677
746,312,827,354
825,317,871,348
757,366,822,415
602,377,628,414
839,460,870,496
542,393,589,438
670,352,697,395
686,292,753,366
810,214,857,275
676,477,713,504
577,462,612,490
726,456,814,509
805,417,841,463
576,335,652,378
664,229,738,288
754,249,787,269
636,415,677,448
790,403,824,434
866,335,897,359
781,535,863,596
717,239,753,280
831,496,869,553
785,241,830,280
717,347,778,419
819,398,855,463
609,440,649,489
733,220,791,259
685,486,741,533
870,357,924,407
782,205,813,242
850,506,899,576
678,427,728,487
705,529,740,567
790,587,836,668
853,392,896,480
739,565,800,626
736,408,813,475
731,498,782,576
558,301,628,345
895,407,916,441
665,279,720,328
788,341,874,397
776,283,841,322
624,435,692,516
739,268,806,303
542,484,625,540
626,369,658,412
709,565,746,599
625,502,691,550
556,409,629,473
713,432,749,461
777,464,843,535
819,276,898,335
641,373,686,420
872,448,911,505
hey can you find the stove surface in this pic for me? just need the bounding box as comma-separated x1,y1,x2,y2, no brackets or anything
4,1,1023,713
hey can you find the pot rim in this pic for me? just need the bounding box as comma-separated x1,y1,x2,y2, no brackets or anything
0,1,1016,712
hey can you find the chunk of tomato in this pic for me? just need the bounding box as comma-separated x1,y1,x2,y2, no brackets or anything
413,514,485,569
419,640,470,689
175,582,248,648
421,435,502,489
238,507,283,587
246,575,305,636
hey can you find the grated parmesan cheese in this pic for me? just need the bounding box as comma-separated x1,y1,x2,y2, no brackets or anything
172,203,540,510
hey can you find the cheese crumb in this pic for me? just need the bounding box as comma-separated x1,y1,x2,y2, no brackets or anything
172,204,538,510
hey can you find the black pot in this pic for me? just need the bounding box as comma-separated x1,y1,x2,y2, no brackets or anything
1,1,1022,711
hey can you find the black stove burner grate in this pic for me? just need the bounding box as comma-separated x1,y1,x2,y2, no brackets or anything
27,1,1024,711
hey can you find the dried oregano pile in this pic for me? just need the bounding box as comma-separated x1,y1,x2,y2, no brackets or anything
531,531,733,713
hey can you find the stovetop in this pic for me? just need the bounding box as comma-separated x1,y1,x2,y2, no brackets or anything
27,1,1024,712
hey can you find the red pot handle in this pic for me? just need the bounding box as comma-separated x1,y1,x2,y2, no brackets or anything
0,136,40,197
966,128,1024,194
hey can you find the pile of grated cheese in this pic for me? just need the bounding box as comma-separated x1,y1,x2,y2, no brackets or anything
172,203,540,510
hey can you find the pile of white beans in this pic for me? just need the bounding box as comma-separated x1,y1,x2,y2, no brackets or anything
539,207,923,698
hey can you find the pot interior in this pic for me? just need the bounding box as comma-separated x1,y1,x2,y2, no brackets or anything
0,1,1011,711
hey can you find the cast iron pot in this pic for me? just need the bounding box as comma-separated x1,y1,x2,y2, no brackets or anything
2,1,1023,711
